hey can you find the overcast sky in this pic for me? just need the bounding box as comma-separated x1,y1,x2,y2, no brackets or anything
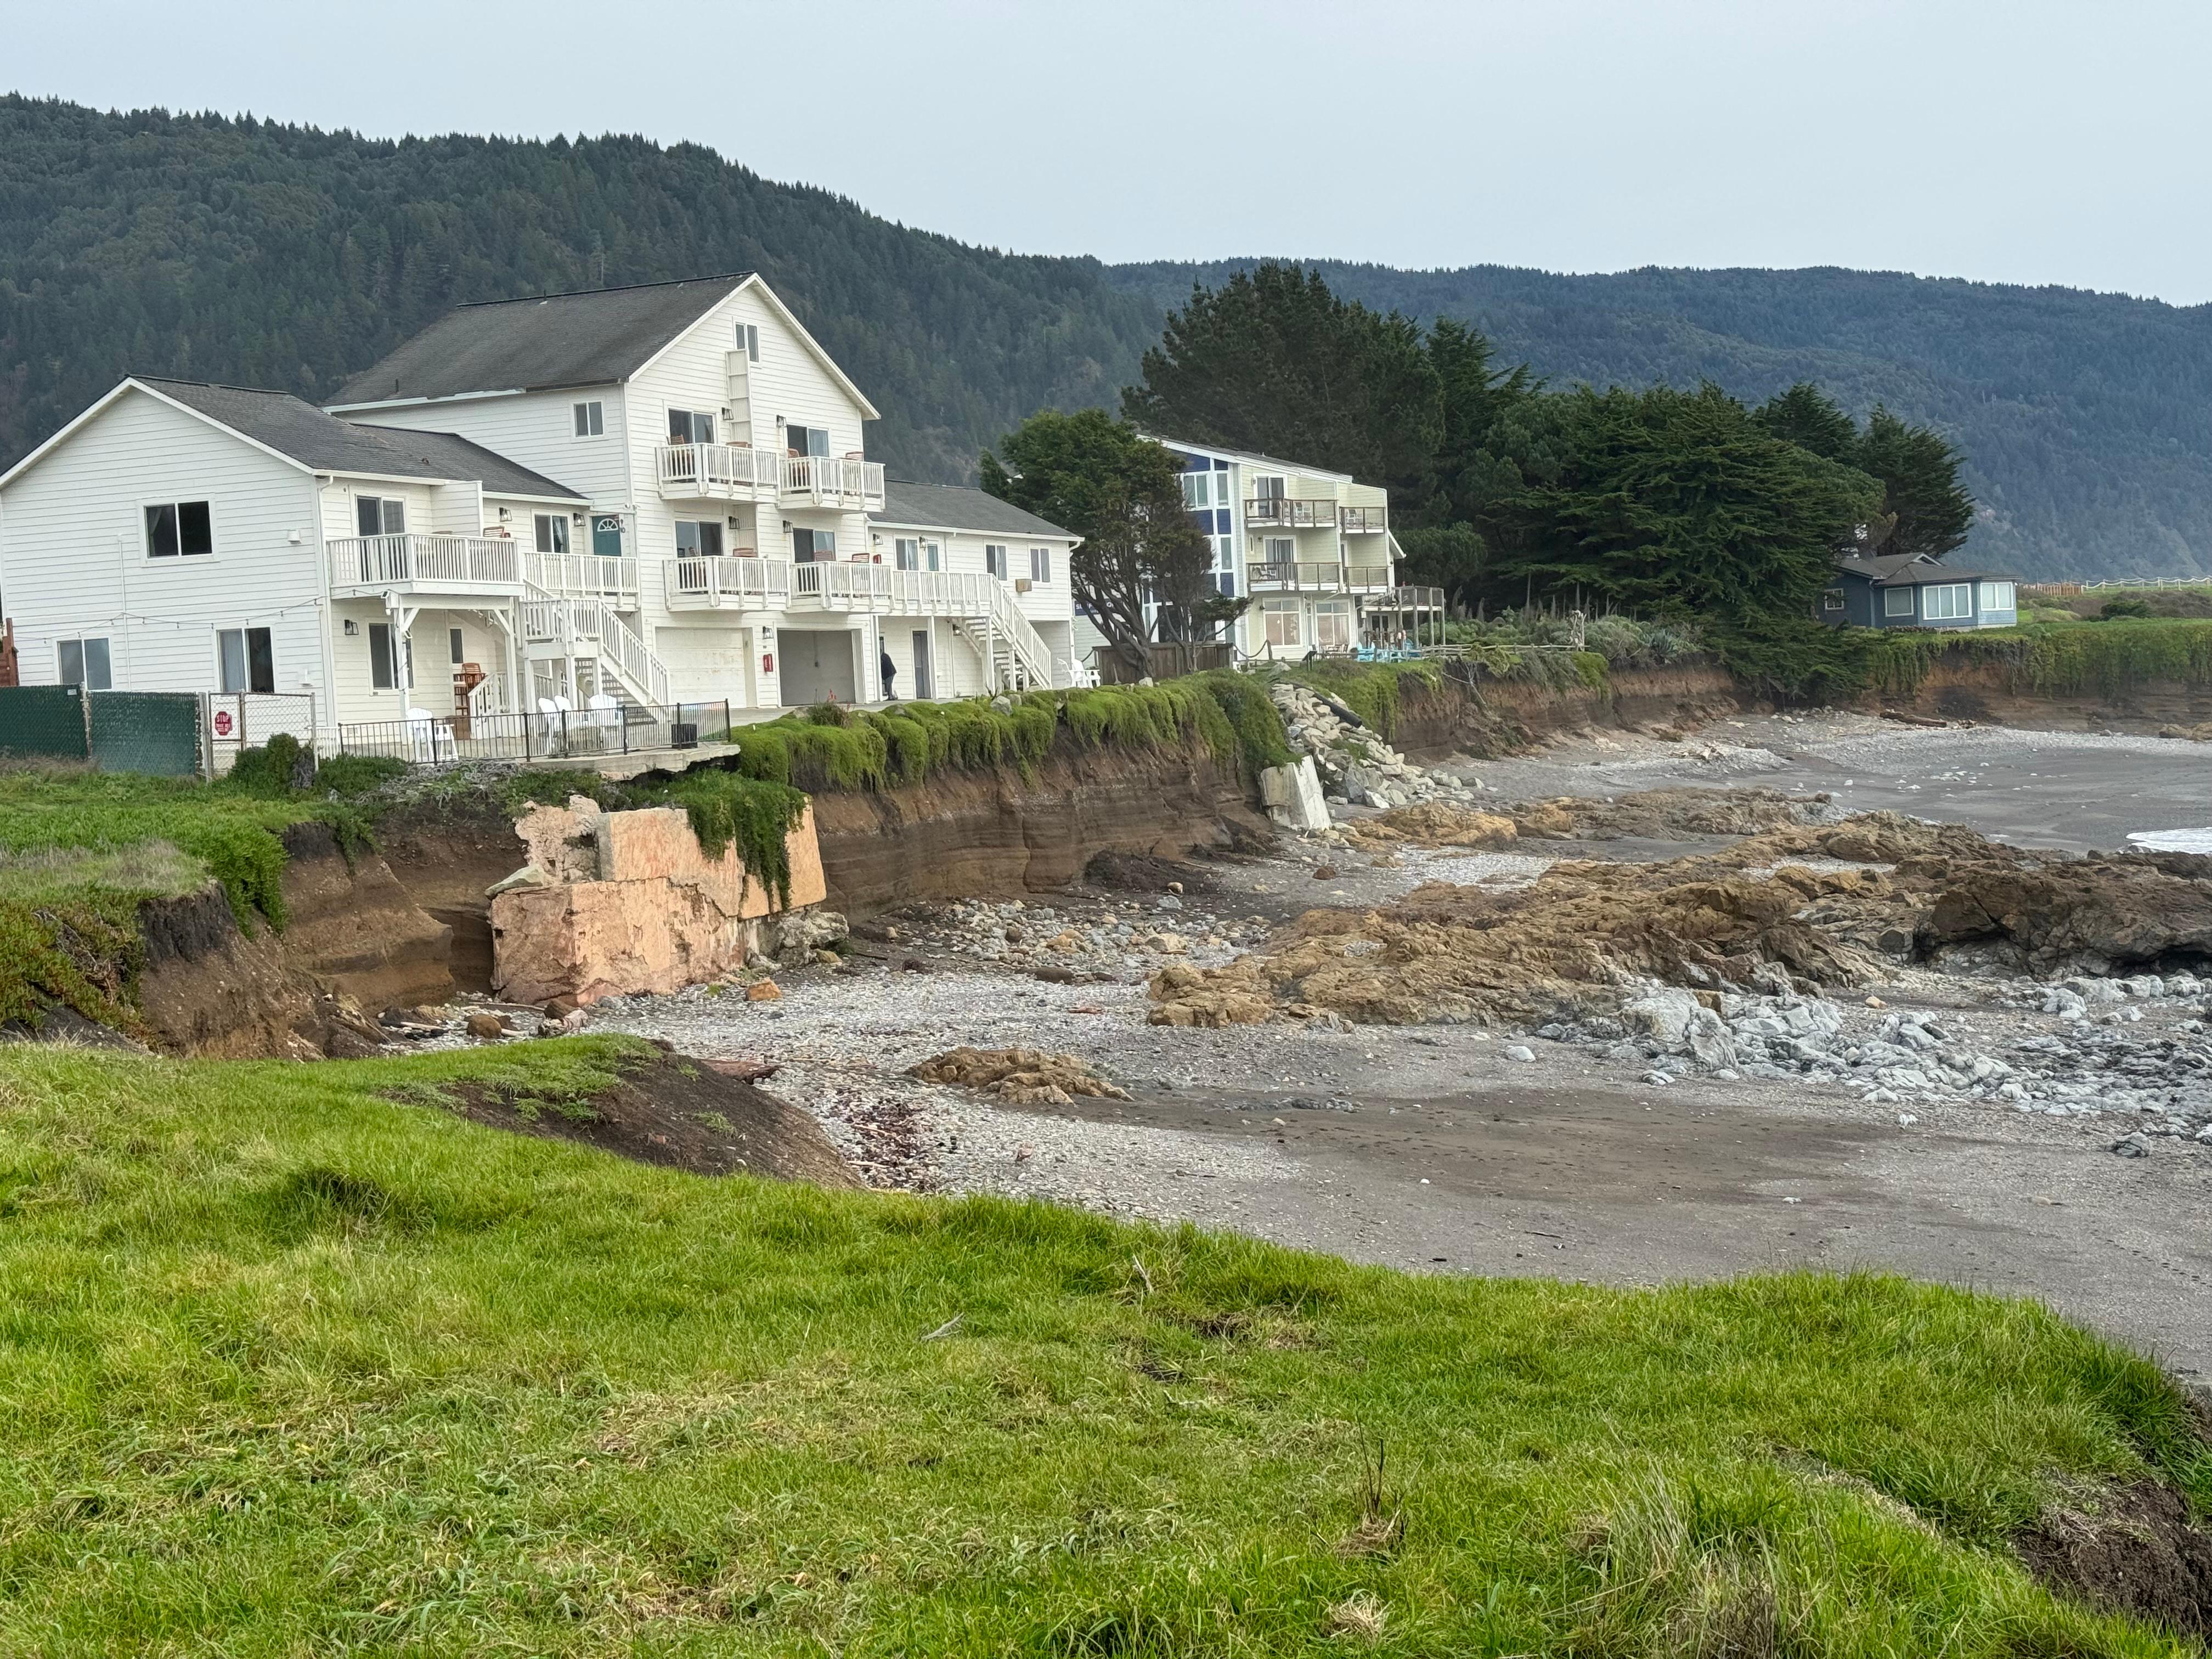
12,0,2211,303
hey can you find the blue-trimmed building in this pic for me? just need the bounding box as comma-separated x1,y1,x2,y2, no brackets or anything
1819,553,2019,630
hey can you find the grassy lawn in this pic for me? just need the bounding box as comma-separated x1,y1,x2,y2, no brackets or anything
0,1040,2203,1654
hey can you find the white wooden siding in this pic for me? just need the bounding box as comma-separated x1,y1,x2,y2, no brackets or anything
0,387,330,706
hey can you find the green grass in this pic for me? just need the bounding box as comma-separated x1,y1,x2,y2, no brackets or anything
0,766,364,1029
0,1038,2200,1655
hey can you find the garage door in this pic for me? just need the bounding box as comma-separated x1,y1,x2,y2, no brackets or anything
778,628,858,707
654,627,753,704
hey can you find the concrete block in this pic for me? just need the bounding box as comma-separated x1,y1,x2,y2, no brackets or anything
1260,756,1330,831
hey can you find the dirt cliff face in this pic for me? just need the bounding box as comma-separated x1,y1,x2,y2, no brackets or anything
133,828,454,1057
1393,665,1750,760
1877,657,2212,730
808,742,1272,915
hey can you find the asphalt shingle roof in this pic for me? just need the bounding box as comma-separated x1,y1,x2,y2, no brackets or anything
869,479,1076,540
329,275,752,407
140,379,588,499
1834,552,2018,586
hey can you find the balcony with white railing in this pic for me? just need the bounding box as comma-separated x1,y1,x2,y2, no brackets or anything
1247,559,1355,592
656,442,772,501
664,555,787,610
527,551,639,606
328,534,524,597
778,455,887,511
1244,496,1338,529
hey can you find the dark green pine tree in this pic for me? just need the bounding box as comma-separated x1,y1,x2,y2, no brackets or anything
1855,407,1977,560
1753,381,1860,463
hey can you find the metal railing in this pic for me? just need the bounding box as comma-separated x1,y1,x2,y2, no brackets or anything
1339,505,1387,533
328,534,523,590
337,699,737,766
666,555,785,608
1342,563,1392,590
1244,497,1336,528
527,551,639,603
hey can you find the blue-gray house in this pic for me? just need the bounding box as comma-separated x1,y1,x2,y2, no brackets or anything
1819,552,2019,630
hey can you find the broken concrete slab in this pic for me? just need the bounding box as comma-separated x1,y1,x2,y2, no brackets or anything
1260,755,1330,832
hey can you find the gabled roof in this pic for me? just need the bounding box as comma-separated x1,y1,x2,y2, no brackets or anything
330,275,752,407
868,479,1077,540
1834,551,2017,586
326,272,880,420
1143,432,1356,484
0,377,589,499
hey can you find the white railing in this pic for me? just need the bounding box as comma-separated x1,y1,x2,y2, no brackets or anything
779,455,887,510
665,555,787,608
466,675,503,720
522,590,672,707
527,551,639,603
983,573,1058,689
655,442,772,496
328,534,522,590
791,560,891,607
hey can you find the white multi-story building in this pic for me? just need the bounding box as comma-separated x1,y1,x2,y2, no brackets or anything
0,274,1078,747
1073,435,1431,668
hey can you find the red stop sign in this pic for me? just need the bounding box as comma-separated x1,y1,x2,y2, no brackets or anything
213,709,234,737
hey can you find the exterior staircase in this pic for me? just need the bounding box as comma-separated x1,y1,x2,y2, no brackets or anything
949,577,1058,692
521,583,671,708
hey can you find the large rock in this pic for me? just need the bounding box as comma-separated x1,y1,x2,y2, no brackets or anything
1260,756,1330,831
1622,987,1703,1049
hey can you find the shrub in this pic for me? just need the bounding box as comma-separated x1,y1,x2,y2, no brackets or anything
223,733,313,798
313,754,408,798
657,772,811,909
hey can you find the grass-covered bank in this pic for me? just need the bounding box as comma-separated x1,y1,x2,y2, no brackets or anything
1870,617,2212,701
0,1038,2202,1655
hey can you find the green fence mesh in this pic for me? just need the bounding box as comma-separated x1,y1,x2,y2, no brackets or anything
88,692,204,777
0,685,92,760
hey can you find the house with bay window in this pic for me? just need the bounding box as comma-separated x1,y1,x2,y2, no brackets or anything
1819,552,2019,630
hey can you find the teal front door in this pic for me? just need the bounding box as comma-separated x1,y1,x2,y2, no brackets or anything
592,515,623,558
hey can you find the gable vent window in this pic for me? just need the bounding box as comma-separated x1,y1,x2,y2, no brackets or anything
145,500,213,558
572,400,604,437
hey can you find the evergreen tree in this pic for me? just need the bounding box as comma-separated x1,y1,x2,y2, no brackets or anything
980,410,1221,666
1856,407,1976,560
1119,263,1442,501
1754,382,1859,462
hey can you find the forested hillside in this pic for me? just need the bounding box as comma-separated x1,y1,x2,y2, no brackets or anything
0,97,1158,485
3,97,2208,579
1108,261,2212,580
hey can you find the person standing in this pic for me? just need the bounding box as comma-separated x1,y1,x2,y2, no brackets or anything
879,643,899,701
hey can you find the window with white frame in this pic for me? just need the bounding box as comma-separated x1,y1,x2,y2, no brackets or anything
1923,582,1973,620
1980,580,2016,613
56,637,111,690
1822,588,1846,611
791,527,836,561
356,496,407,537
217,627,274,695
144,500,212,559
1029,546,1051,583
1883,586,1916,618
1316,602,1352,650
534,514,571,555
985,543,1009,579
736,323,760,362
892,536,940,572
674,520,725,558
449,628,466,665
667,408,715,445
1263,601,1300,648
572,400,604,437
367,623,409,691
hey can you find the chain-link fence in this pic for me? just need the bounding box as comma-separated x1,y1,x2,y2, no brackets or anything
205,693,317,777
0,685,92,760
89,692,204,777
